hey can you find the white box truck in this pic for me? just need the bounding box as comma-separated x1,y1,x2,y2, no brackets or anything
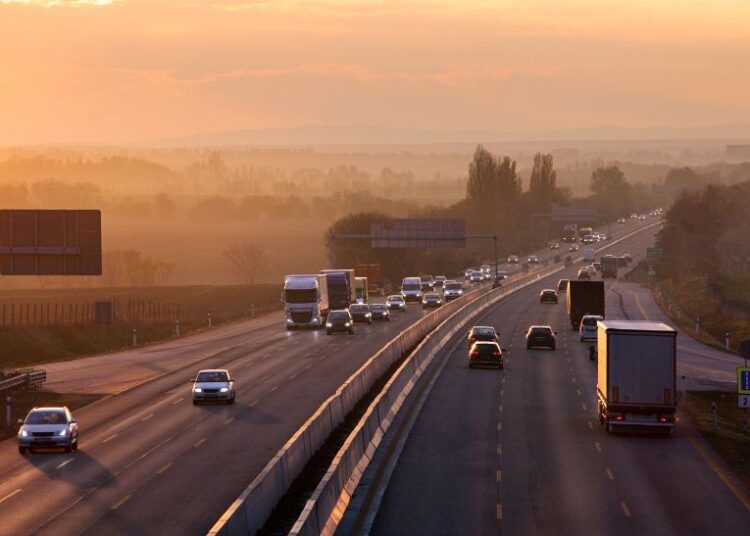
283,274,329,330
596,320,677,435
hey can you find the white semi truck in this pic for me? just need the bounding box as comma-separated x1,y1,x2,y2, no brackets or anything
596,320,677,435
283,274,329,330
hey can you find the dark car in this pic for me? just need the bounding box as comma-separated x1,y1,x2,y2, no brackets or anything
422,292,443,309
370,304,390,321
623,253,632,264
526,325,557,350
539,289,558,304
433,275,447,289
577,268,591,280
557,279,569,292
420,275,435,291
326,310,354,335
468,341,505,369
468,325,499,348
549,242,560,250
527,255,540,264
617,256,628,267
593,262,602,273
349,304,372,324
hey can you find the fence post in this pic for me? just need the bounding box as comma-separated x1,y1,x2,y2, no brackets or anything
175,319,180,337
208,313,212,328
132,328,138,347
711,401,717,430
5,397,11,428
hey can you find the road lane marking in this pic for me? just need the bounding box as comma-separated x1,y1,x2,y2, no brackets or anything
588,421,594,430
496,503,503,520
576,389,582,396
620,501,631,517
595,442,602,453
156,462,173,475
606,468,615,480
224,417,235,425
572,377,577,383
0,489,21,505
500,388,504,396
304,363,313,370
172,397,184,405
498,404,503,413
250,399,259,407
269,385,279,392
501,377,506,384
140,413,154,422
194,437,207,447
497,444,502,455
101,433,118,444
582,403,587,411
56,459,74,469
112,494,131,510
262,375,271,381
497,422,502,431
496,470,502,483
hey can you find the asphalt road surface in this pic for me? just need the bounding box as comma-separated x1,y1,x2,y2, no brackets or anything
0,218,653,536
371,226,750,536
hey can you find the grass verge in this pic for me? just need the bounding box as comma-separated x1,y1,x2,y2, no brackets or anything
681,390,750,491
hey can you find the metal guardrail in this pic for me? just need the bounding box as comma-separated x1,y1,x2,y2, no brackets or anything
0,370,47,393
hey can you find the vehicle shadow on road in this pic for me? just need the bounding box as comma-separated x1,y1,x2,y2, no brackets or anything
194,401,282,426
21,449,116,489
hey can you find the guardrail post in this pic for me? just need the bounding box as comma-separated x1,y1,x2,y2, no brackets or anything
250,304,255,318
132,328,138,347
725,333,730,351
208,313,213,328
711,401,717,430
695,317,700,334
175,319,181,337
5,396,11,428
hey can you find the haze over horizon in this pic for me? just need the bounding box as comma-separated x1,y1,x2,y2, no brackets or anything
1,0,749,145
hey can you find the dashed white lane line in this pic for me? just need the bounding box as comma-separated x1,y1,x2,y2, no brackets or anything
303,363,313,370
56,459,74,469
288,373,298,380
250,399,260,407
620,501,632,517
497,444,502,455
224,417,235,425
500,388,504,396
156,462,173,475
501,377,506,384
588,421,594,430
581,403,587,411
140,413,154,422
262,375,271,382
101,433,118,444
595,442,602,453
171,397,184,405
497,422,503,432
572,377,577,384
0,489,22,505
269,385,279,392
498,404,503,413
496,470,502,483
576,389,582,396
193,437,207,448
112,494,131,510
496,503,503,520
606,468,615,481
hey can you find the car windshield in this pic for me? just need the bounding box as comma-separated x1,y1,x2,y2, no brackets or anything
445,283,462,290
350,305,368,313
329,312,349,321
402,283,420,290
284,289,317,303
197,371,228,382
531,327,551,335
26,410,68,425
371,305,387,312
472,328,495,337
387,296,403,303
582,317,601,326
426,294,439,299
474,343,499,355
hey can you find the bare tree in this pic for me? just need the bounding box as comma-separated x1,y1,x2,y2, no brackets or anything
223,241,268,285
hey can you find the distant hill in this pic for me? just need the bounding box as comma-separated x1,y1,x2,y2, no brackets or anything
149,124,750,147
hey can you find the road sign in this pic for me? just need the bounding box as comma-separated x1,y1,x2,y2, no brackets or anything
0,210,102,275
739,395,750,409
738,367,750,395
646,247,663,259
739,340,750,361
371,219,466,249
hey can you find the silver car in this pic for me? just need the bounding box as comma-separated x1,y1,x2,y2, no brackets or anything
192,369,236,405
18,406,79,454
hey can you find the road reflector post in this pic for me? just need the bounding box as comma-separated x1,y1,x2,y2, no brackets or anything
5,396,11,428
132,328,137,347
208,313,212,328
725,333,730,351
175,319,180,337
695,317,700,334
711,401,718,431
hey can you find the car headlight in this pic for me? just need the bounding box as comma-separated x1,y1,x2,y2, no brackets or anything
286,318,293,324
312,318,320,324
194,387,203,393
19,429,29,437
345,322,351,327
326,322,333,328
220,387,229,393
58,428,69,437
365,313,371,317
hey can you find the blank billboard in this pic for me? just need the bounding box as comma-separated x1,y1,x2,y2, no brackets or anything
0,210,102,276
371,219,466,249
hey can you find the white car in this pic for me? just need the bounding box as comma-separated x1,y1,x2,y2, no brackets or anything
580,315,604,342
507,255,519,264
192,369,235,405
17,406,79,454
469,271,483,283
386,294,407,311
443,281,464,301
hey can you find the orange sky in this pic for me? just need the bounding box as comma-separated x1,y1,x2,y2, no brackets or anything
1,0,749,144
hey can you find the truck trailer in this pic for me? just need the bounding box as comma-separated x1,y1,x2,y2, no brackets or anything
320,269,356,310
355,277,368,303
283,274,329,330
600,255,618,278
596,320,677,435
567,280,605,329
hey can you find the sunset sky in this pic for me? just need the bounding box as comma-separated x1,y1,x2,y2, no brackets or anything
1,0,749,144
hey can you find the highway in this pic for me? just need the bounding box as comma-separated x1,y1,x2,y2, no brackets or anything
0,219,651,536
369,226,750,535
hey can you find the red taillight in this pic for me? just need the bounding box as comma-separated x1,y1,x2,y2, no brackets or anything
470,337,476,343
659,415,674,423
493,351,500,356
471,351,479,357
615,415,623,421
